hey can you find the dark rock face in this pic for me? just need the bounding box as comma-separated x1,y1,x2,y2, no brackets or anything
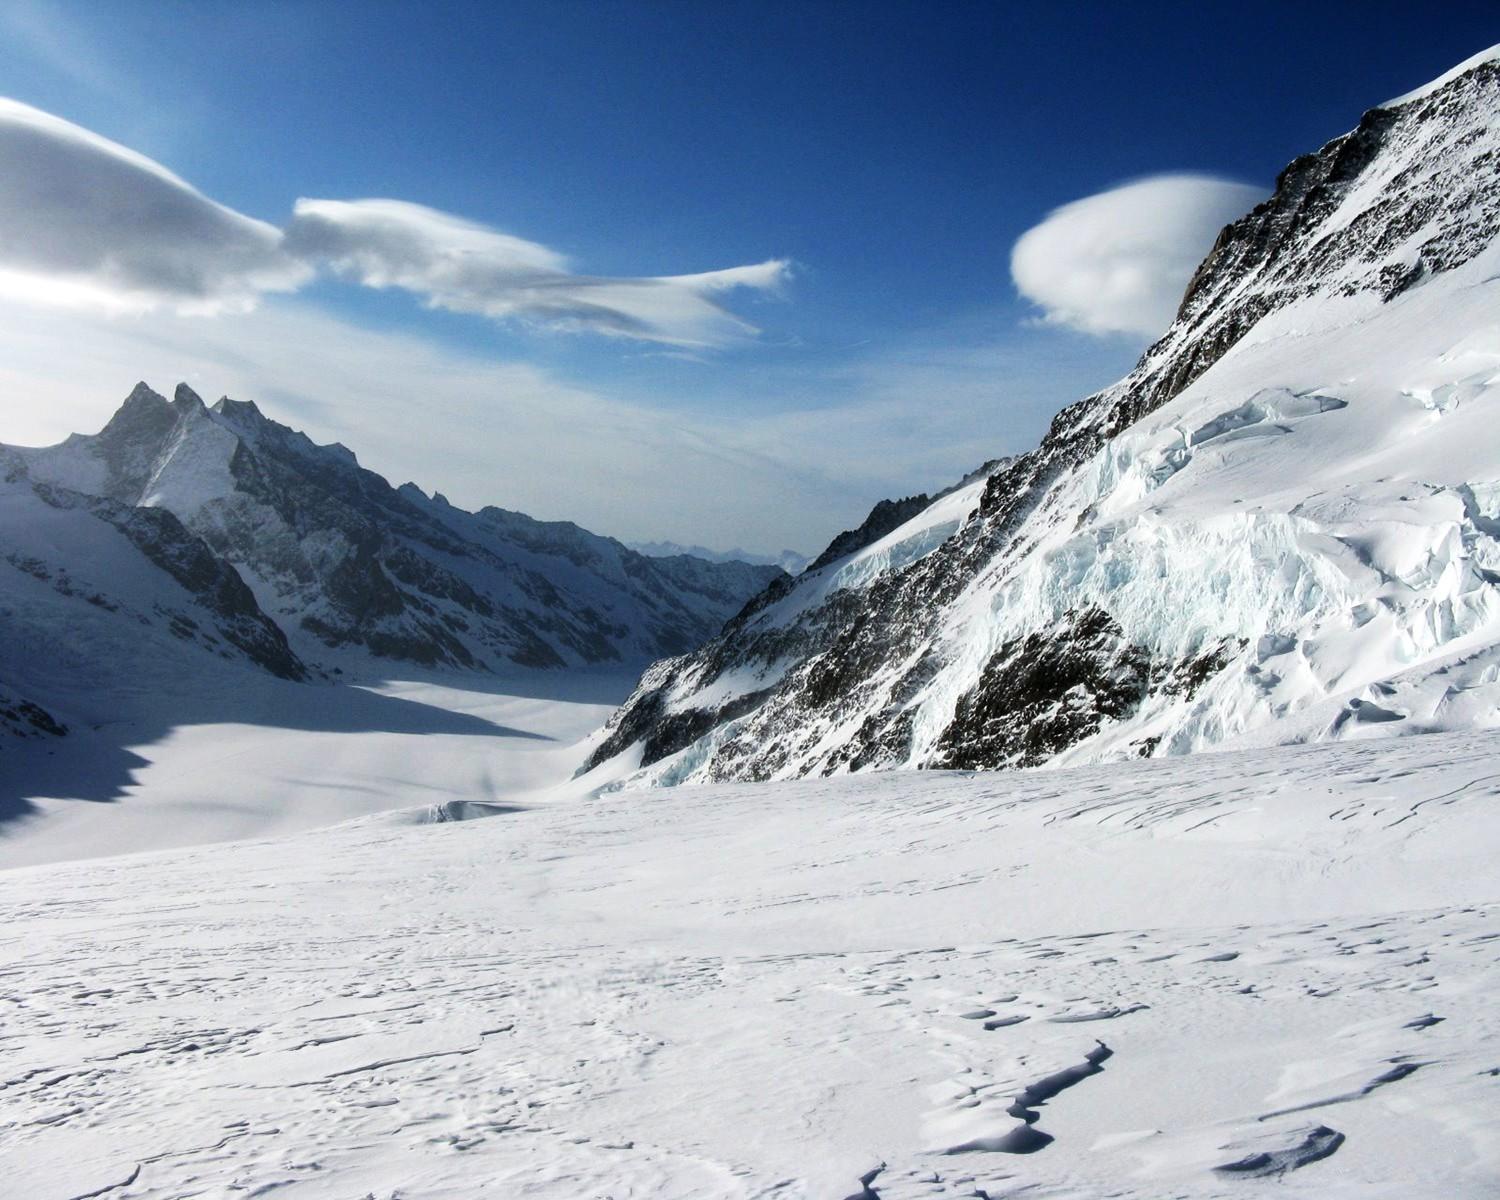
588,55,1500,783
803,495,936,575
94,382,180,489
100,502,307,682
588,681,776,771
801,459,1014,580
930,608,1151,771
0,684,67,741
928,617,1244,771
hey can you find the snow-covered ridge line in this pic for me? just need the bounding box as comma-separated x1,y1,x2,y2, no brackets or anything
1383,41,1500,107
629,539,810,575
585,43,1500,788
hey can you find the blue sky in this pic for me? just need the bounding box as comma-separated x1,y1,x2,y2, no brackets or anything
1,1,1496,552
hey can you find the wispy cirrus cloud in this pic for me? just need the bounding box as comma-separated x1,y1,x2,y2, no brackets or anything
1010,174,1263,339
0,95,789,346
285,198,790,346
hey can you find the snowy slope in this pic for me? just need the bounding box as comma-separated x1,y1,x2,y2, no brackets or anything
588,46,1500,788
1,716,1496,1198
7,383,785,678
0,445,308,746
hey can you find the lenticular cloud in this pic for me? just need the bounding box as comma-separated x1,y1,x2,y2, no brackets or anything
0,98,310,313
0,96,787,345
1010,174,1263,339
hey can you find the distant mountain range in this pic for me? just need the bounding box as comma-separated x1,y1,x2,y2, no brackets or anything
1,385,784,744
629,540,809,575
586,47,1500,787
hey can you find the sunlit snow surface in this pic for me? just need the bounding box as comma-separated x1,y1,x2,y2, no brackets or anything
2,683,1497,1198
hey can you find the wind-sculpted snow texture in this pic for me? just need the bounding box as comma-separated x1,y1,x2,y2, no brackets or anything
3,383,784,681
589,49,1500,787
2,721,1497,1197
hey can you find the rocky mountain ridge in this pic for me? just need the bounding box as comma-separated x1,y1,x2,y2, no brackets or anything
7,383,785,678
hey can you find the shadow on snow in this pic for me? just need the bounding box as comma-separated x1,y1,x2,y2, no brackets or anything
0,669,564,831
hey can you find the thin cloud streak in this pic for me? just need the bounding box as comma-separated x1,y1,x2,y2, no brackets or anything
0,294,1126,554
0,296,853,552
0,2,142,110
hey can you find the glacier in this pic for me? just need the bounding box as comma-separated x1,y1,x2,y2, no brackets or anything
1,699,1497,1197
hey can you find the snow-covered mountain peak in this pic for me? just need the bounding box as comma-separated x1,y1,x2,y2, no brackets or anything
629,540,812,575
203,390,359,472
209,393,270,437
103,380,174,438
1057,46,1500,460
4,384,787,682
585,45,1500,788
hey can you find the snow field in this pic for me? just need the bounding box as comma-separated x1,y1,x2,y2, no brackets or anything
2,703,1497,1198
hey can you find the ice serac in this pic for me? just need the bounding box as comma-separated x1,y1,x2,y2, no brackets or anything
6,389,786,680
588,46,1500,786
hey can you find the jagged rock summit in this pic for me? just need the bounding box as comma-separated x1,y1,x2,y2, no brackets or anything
587,45,1500,787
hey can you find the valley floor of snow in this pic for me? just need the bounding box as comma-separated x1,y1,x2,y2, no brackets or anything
2,681,1498,1198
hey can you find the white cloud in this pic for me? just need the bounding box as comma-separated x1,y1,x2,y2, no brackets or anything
0,97,310,313
1010,174,1263,338
0,96,788,346
287,198,790,346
